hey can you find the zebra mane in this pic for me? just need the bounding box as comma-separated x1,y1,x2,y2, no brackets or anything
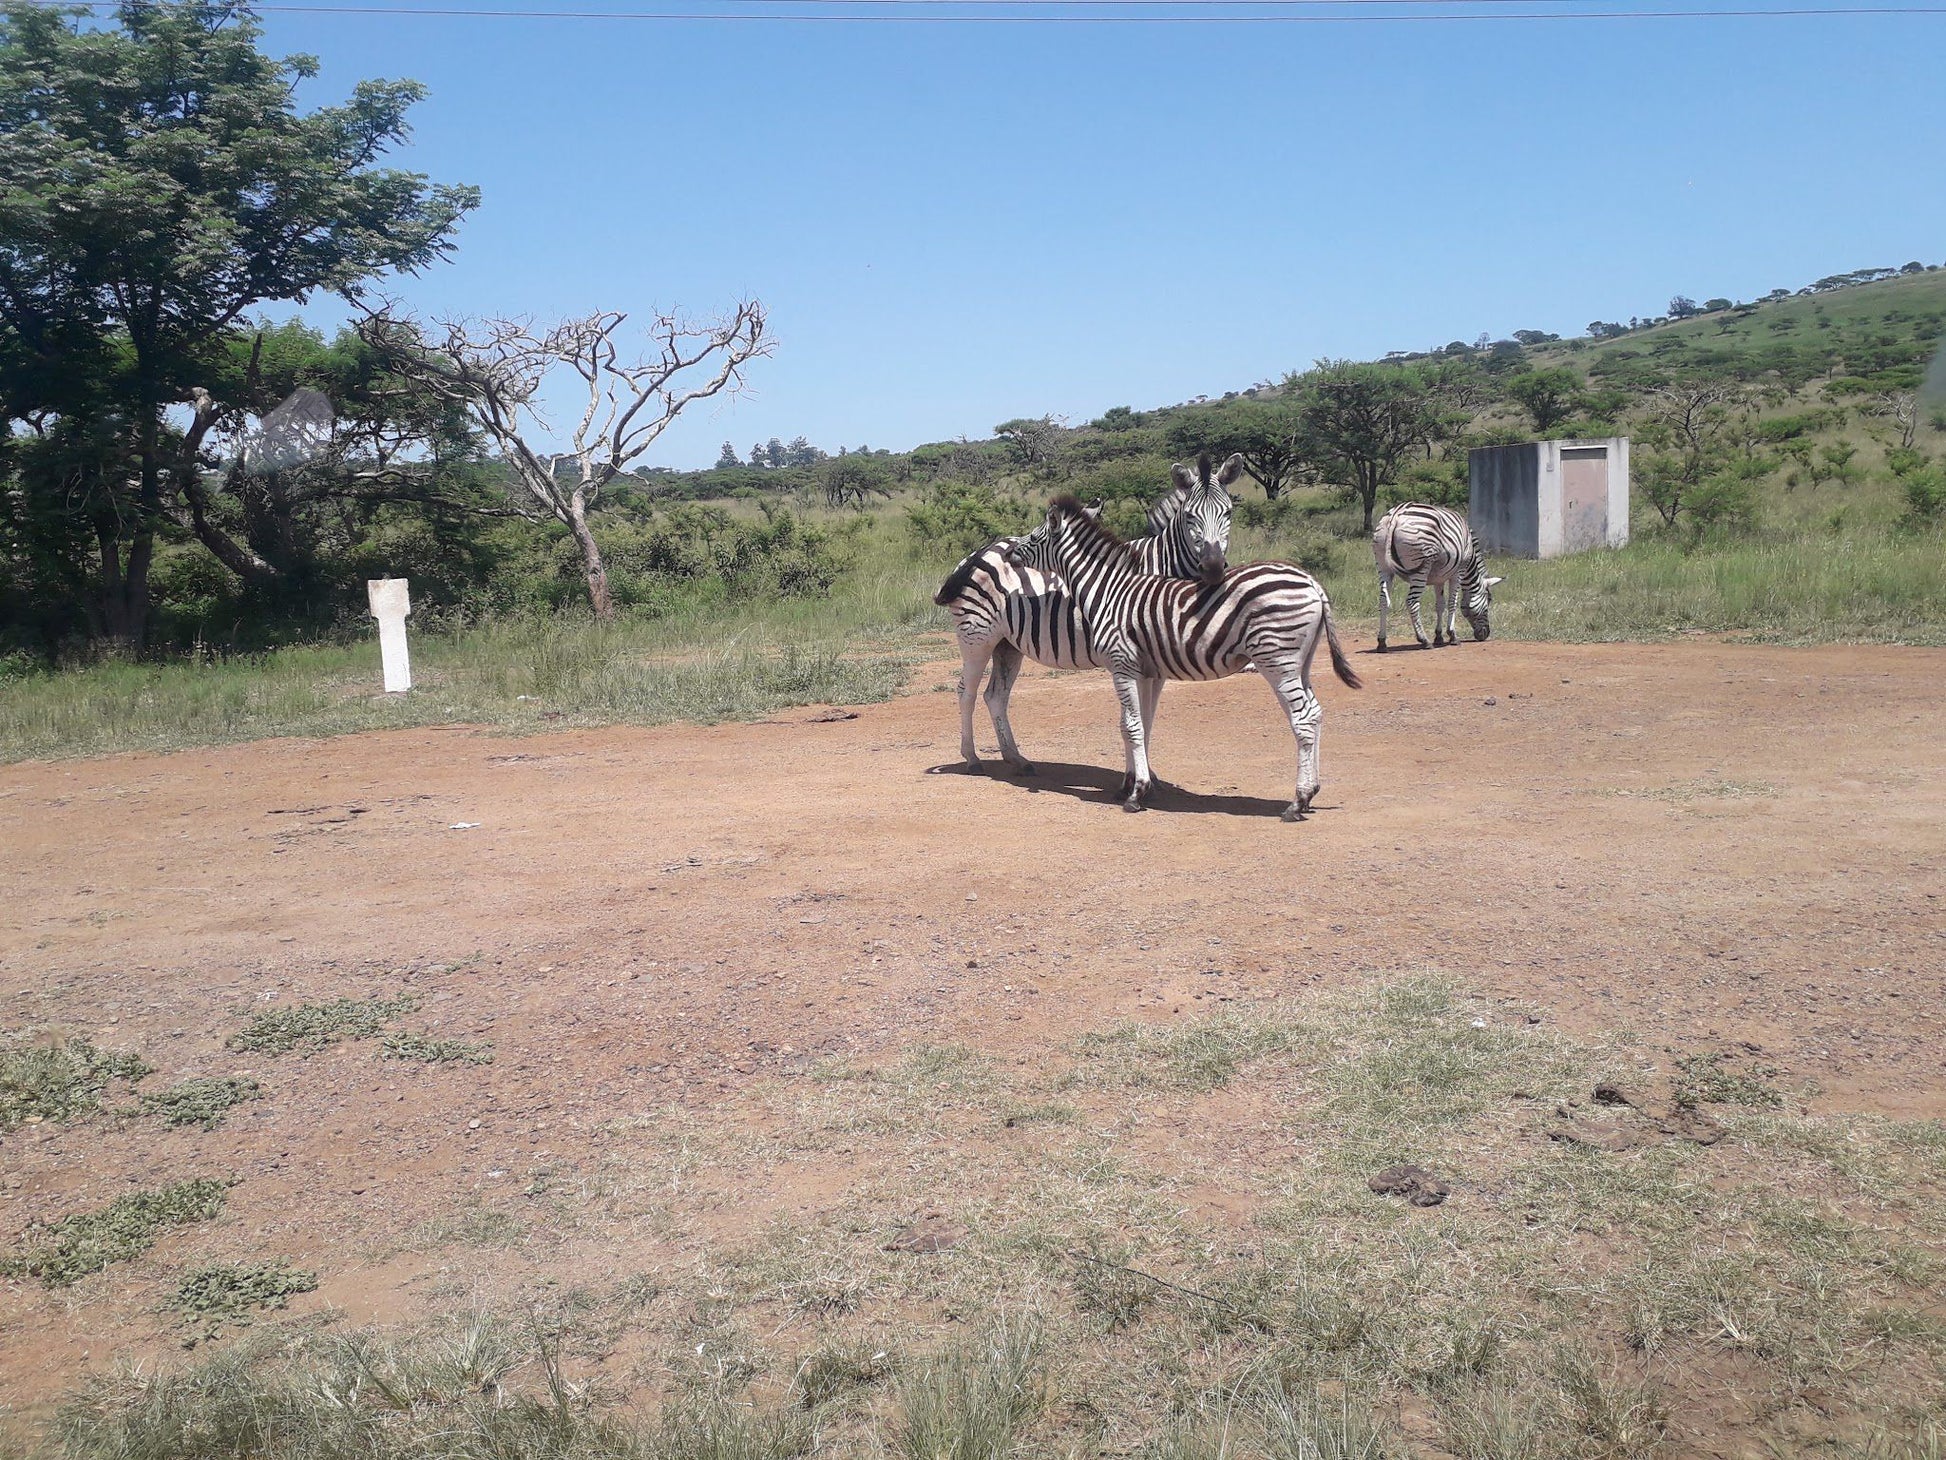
1047,495,1140,561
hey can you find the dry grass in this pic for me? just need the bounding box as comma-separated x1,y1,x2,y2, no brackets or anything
19,975,1946,1458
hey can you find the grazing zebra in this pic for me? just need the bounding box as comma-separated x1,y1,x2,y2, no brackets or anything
934,455,1240,773
1005,496,1361,822
1372,502,1504,650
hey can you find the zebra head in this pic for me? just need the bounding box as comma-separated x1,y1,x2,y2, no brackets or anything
1168,452,1241,584
1463,572,1505,640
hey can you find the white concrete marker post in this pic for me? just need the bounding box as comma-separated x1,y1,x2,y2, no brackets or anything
367,578,412,693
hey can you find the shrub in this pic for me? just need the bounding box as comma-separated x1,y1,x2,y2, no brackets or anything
1900,465,1946,525
906,483,1035,556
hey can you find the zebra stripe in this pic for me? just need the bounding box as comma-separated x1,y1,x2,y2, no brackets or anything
1006,495,1361,822
1372,502,1502,650
932,455,1239,774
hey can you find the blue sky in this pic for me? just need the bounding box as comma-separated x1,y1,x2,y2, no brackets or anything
264,4,1946,467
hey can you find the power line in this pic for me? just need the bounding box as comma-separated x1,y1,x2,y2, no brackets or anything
19,0,1945,18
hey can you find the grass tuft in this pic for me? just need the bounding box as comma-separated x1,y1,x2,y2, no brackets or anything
893,1316,1044,1460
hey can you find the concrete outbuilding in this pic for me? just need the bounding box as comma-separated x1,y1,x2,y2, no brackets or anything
1468,437,1630,558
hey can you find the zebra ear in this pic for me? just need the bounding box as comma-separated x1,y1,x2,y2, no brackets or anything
1483,575,1504,588
1170,461,1196,494
1215,453,1247,489
1085,497,1105,517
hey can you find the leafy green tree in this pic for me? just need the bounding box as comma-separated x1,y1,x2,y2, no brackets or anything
0,0,477,650
716,442,741,469
1504,367,1586,434
1286,361,1446,530
1635,381,1768,529
1165,396,1306,500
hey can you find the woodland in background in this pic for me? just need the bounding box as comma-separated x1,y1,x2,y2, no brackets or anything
3,2,1944,673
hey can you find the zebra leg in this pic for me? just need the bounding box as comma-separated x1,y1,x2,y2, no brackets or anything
1113,672,1153,812
1138,676,1165,784
1432,582,1449,647
956,637,994,768
1407,583,1430,648
1376,571,1393,651
982,641,1034,774
1261,662,1324,822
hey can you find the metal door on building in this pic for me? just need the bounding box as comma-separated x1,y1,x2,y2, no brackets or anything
1560,447,1609,552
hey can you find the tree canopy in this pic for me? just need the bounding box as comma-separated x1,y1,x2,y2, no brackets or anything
0,0,477,649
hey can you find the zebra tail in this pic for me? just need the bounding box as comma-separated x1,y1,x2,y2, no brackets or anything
1324,604,1363,689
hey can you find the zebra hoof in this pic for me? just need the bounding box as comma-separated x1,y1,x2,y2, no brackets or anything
1375,640,1388,653
1281,804,1305,823
1122,797,1147,813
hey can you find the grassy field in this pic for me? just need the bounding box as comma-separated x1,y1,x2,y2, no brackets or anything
16,976,1946,1459
4,489,1942,763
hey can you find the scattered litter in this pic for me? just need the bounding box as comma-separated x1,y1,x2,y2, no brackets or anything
1469,1017,1487,1029
450,822,479,830
884,1209,964,1254
1368,1164,1450,1207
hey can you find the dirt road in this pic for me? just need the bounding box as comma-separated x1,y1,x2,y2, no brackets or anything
2,636,1943,1417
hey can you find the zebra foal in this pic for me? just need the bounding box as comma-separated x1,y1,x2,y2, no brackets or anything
1005,496,1361,822
934,455,1241,774
1372,502,1502,650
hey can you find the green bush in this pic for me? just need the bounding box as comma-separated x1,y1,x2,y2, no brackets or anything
1900,465,1946,524
906,483,1035,557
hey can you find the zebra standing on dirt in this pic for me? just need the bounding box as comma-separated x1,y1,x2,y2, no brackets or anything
1005,496,1361,822
1372,502,1503,650
933,454,1242,774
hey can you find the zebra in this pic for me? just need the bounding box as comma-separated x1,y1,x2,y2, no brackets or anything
1004,495,1362,822
1372,502,1503,650
933,454,1241,774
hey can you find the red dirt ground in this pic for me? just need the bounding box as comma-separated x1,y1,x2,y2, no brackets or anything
2,636,1943,1433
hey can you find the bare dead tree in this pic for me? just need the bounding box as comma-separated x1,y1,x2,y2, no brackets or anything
1873,390,1920,451
359,302,771,618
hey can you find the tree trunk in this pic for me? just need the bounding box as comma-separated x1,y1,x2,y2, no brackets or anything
567,502,614,621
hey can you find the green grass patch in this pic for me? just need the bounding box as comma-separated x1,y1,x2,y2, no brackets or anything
140,1076,263,1129
378,1030,494,1066
0,1034,152,1130
0,591,922,764
3,1178,232,1287
227,995,418,1056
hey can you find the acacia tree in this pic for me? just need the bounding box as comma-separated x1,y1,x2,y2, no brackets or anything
822,453,888,509
0,0,477,649
1288,360,1445,530
1505,367,1586,434
995,415,1062,474
362,304,770,618
1166,396,1307,499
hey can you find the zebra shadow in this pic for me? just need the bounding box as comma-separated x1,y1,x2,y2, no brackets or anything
934,759,1302,819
